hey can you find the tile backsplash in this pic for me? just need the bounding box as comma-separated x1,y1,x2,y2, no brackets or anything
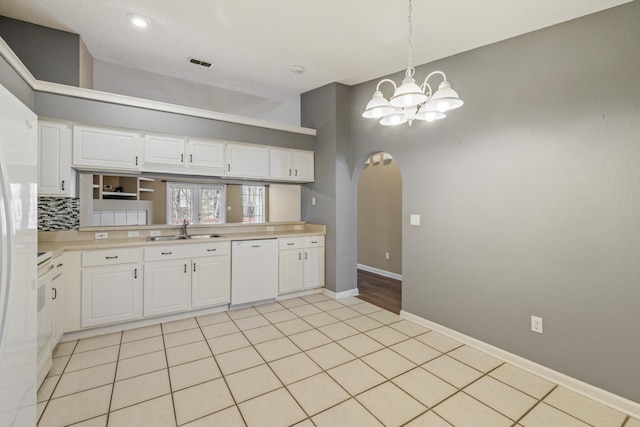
38,196,79,231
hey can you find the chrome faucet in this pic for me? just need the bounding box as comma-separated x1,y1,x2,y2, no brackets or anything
180,219,189,238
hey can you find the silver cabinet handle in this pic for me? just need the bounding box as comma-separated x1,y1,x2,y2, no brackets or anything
52,288,57,300
298,252,301,260
105,256,118,259
289,169,292,176
295,169,298,176
161,252,172,255
134,268,138,279
56,263,63,268
190,154,193,163
184,264,187,273
207,248,217,252
181,154,184,162
61,180,65,191
304,252,308,259
310,240,318,244
227,164,231,172
135,156,139,165
193,263,196,272
286,242,294,246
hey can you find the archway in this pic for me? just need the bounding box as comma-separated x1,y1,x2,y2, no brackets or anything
355,151,402,313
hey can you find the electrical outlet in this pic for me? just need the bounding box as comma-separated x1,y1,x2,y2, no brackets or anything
149,230,161,237
410,214,420,226
294,225,303,230
311,197,317,206
266,226,275,232
127,231,140,238
94,232,108,240
385,252,390,260
531,315,543,334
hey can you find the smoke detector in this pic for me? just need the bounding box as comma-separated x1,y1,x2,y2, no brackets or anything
188,58,213,68
290,65,305,75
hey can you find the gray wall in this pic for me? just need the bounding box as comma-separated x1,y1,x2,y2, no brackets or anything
35,92,315,150
301,83,357,294
0,16,80,86
357,156,402,274
94,60,299,126
346,2,640,402
0,51,34,109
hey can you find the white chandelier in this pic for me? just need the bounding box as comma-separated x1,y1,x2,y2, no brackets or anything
362,0,463,126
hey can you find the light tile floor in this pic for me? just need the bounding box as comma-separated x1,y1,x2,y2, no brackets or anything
37,294,638,427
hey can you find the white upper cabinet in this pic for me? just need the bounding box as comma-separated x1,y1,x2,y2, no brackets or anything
187,138,225,176
269,148,314,182
142,134,186,171
226,143,269,179
292,150,314,182
73,125,142,172
38,121,72,196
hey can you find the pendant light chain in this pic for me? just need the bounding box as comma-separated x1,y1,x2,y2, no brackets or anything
407,0,414,76
362,0,464,125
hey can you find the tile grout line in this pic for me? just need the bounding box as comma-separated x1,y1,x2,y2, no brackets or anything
160,323,180,427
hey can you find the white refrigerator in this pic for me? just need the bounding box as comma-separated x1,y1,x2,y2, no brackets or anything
0,83,38,426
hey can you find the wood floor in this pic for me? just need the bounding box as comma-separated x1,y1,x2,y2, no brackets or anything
356,269,402,314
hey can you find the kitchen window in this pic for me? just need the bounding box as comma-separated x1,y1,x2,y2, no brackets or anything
166,182,226,224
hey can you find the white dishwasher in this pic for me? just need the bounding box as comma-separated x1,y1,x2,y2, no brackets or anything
231,239,278,306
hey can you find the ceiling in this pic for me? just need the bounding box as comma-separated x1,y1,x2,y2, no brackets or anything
0,0,632,104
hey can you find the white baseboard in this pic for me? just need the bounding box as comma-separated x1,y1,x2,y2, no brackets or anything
400,310,640,419
357,264,402,281
323,287,359,299
276,288,323,301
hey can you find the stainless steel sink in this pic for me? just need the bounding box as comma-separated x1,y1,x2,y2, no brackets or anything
148,235,189,241
149,234,224,241
188,233,225,239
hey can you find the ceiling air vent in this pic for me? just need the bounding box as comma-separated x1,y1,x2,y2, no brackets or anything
188,57,213,68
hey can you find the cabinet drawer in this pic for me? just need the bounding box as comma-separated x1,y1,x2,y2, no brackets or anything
279,237,306,250
305,236,324,247
145,241,230,261
82,248,142,267
52,254,64,278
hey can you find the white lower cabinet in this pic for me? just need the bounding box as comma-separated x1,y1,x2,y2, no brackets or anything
144,259,190,316
278,236,325,294
51,254,65,346
143,242,231,316
192,255,231,308
81,248,143,328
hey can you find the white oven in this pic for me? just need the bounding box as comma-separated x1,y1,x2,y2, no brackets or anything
36,252,53,389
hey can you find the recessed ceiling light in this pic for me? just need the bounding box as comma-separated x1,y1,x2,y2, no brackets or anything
290,65,305,75
127,13,151,28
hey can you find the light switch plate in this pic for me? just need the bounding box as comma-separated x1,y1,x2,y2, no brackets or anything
266,226,275,232
149,230,161,237
127,231,140,238
95,232,108,239
410,214,420,226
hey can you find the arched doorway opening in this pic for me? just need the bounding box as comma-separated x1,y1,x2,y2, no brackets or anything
356,152,402,313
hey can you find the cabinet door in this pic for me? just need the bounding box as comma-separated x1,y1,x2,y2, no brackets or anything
303,246,325,289
38,122,71,196
226,143,269,179
144,260,190,317
278,249,304,294
73,125,142,171
81,263,142,327
292,151,314,182
269,148,293,180
143,134,186,172
192,256,230,308
188,139,225,175
52,274,64,346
